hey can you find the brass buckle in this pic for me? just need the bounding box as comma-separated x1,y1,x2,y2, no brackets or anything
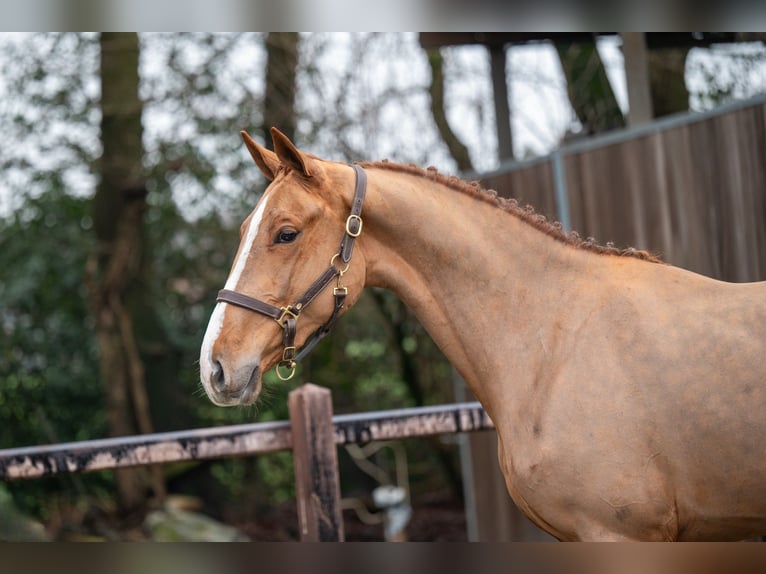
345,214,363,237
282,346,296,362
275,306,299,327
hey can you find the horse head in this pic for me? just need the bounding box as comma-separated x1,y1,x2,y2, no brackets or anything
199,128,367,406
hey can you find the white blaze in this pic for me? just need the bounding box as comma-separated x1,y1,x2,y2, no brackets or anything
199,193,271,390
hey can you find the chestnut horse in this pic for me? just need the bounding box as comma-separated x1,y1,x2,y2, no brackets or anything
200,128,766,541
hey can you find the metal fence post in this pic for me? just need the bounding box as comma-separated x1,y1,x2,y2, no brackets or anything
288,383,344,542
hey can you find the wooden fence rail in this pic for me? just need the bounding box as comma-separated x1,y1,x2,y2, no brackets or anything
0,384,495,541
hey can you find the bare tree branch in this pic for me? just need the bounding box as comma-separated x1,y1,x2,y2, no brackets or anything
426,48,474,172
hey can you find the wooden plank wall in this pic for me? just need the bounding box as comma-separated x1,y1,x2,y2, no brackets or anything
484,159,559,221
484,99,766,282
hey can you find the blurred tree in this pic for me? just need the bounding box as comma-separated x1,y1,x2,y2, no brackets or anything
622,33,690,120
0,191,102,446
0,34,113,525
88,32,166,510
262,33,299,143
425,48,474,172
648,46,690,117
555,37,626,134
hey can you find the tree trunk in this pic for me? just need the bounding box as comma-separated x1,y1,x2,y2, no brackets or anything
262,33,300,144
88,32,165,511
556,38,626,134
426,48,475,172
648,47,690,117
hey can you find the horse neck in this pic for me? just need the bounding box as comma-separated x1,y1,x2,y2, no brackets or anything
359,166,599,408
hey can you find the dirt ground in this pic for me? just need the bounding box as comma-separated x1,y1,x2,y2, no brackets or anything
236,490,467,542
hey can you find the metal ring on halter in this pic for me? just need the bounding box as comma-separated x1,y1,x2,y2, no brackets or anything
330,252,350,275
276,361,297,381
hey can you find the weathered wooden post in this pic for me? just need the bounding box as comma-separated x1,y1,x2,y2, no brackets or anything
288,383,344,541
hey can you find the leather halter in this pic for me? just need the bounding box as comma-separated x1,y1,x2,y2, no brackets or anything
216,164,367,381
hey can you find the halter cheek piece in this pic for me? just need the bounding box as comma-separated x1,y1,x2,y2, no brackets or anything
216,164,367,381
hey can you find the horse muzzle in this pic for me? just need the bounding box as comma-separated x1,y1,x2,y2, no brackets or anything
203,357,261,407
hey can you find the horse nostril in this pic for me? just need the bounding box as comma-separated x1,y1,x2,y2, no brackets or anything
211,360,225,392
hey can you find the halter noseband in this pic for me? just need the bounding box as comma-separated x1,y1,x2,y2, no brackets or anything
216,164,367,381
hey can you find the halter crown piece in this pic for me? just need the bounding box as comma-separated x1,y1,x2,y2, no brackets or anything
215,164,368,380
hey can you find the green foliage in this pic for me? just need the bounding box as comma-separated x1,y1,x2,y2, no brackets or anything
0,187,103,447
0,33,462,534
0,185,119,520
254,452,295,505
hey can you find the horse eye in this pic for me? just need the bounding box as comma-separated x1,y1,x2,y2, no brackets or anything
275,228,300,244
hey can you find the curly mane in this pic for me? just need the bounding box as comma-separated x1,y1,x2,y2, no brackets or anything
360,160,662,264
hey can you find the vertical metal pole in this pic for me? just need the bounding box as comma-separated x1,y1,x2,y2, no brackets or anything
551,150,571,232
289,383,344,541
452,368,479,541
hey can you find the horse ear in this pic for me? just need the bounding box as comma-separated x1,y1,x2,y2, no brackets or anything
271,127,312,177
241,130,279,181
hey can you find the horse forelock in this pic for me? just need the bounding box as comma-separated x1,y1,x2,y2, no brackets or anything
358,160,663,264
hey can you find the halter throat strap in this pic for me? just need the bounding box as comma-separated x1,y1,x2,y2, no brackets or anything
216,164,367,381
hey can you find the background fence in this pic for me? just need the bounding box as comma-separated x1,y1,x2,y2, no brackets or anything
481,93,766,282
0,384,494,541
